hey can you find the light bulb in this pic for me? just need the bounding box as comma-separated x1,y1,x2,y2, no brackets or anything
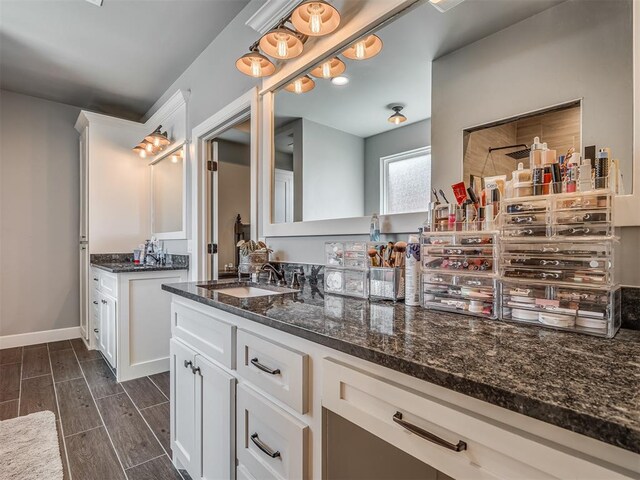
138,150,146,158
146,143,154,153
355,40,366,59
276,35,288,58
392,116,401,125
153,137,161,147
250,57,262,78
171,155,179,163
294,79,303,94
321,61,331,79
309,5,323,34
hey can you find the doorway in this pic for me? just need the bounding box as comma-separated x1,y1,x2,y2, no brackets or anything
205,116,252,280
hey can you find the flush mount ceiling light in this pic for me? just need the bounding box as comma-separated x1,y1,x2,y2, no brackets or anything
285,75,316,94
342,34,383,60
259,27,304,60
236,47,277,78
429,0,465,13
310,57,346,79
331,75,349,86
291,1,341,37
388,105,407,125
145,126,170,148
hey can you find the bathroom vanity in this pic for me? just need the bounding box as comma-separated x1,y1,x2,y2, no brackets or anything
91,256,188,381
163,276,639,480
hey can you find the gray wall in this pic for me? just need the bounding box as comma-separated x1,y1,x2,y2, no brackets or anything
0,90,81,336
301,118,365,221
364,118,431,215
431,0,633,192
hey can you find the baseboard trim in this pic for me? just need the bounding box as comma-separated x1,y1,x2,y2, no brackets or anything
0,326,82,349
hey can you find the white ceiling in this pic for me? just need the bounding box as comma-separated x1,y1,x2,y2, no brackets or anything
275,0,564,139
0,0,249,120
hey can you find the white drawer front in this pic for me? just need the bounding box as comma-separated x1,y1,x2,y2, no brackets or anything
237,464,257,480
237,384,308,480
322,358,631,480
237,329,309,414
172,301,236,369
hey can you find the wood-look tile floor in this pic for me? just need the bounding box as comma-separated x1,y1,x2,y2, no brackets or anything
0,339,185,480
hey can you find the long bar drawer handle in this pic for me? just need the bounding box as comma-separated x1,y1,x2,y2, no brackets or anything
392,411,467,452
250,357,281,375
250,433,281,458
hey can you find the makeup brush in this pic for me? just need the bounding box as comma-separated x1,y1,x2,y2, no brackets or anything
385,242,395,267
439,189,450,204
393,241,407,268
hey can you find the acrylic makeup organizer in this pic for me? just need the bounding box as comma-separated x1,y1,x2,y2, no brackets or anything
420,230,499,319
499,191,620,338
324,241,369,298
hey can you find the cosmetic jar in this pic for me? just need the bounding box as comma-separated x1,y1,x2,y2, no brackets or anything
511,295,535,304
539,312,575,328
469,300,484,313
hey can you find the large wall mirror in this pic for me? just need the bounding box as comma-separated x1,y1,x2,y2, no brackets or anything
151,145,187,239
267,0,634,231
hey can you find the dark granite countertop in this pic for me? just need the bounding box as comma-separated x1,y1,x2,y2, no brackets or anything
162,275,640,454
92,262,189,273
91,253,189,273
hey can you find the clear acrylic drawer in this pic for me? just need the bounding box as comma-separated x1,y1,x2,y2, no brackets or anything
500,282,620,338
324,267,368,298
422,273,497,319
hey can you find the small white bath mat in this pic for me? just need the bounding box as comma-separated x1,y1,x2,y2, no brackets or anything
0,410,63,480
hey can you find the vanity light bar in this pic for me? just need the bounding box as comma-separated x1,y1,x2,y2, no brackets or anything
235,0,341,78
132,126,170,158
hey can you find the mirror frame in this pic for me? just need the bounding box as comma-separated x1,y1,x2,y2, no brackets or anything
150,143,188,240
260,0,640,237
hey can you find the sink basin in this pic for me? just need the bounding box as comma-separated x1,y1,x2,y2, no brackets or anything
197,283,299,298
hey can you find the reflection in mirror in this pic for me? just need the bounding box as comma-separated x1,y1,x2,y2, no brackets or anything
271,0,633,227
210,119,252,279
151,147,184,236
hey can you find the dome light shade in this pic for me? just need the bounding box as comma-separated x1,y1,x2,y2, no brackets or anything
145,126,170,148
259,28,304,59
285,75,315,94
291,1,340,37
310,57,346,79
388,105,407,125
236,50,276,78
342,34,383,60
133,143,147,158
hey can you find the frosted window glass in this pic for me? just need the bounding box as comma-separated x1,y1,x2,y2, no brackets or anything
385,154,431,214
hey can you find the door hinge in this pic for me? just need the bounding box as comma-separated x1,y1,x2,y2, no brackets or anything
207,161,218,172
207,243,218,254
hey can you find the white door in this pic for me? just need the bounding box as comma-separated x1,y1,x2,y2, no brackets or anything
273,169,294,223
170,339,197,476
97,293,108,358
79,245,89,341
103,295,117,369
195,355,236,480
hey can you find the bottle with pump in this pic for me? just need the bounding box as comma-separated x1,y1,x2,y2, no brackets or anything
370,213,380,241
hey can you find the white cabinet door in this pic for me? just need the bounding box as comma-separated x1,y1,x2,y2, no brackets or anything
195,355,236,480
97,293,108,359
79,245,89,341
171,339,197,477
102,295,117,369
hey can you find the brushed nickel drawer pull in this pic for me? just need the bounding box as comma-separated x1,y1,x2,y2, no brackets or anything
250,357,281,375
393,411,467,452
250,433,281,458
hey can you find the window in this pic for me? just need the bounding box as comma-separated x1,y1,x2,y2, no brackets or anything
380,147,431,215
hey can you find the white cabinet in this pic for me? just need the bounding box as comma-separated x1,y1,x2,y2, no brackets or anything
170,338,236,480
79,244,89,341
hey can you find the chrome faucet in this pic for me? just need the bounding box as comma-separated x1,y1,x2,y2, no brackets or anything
260,263,286,287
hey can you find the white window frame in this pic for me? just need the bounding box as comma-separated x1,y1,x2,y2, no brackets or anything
380,146,432,215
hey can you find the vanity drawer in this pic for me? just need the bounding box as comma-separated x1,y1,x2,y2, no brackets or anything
237,383,308,480
172,302,236,369
322,358,626,480
237,329,309,414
